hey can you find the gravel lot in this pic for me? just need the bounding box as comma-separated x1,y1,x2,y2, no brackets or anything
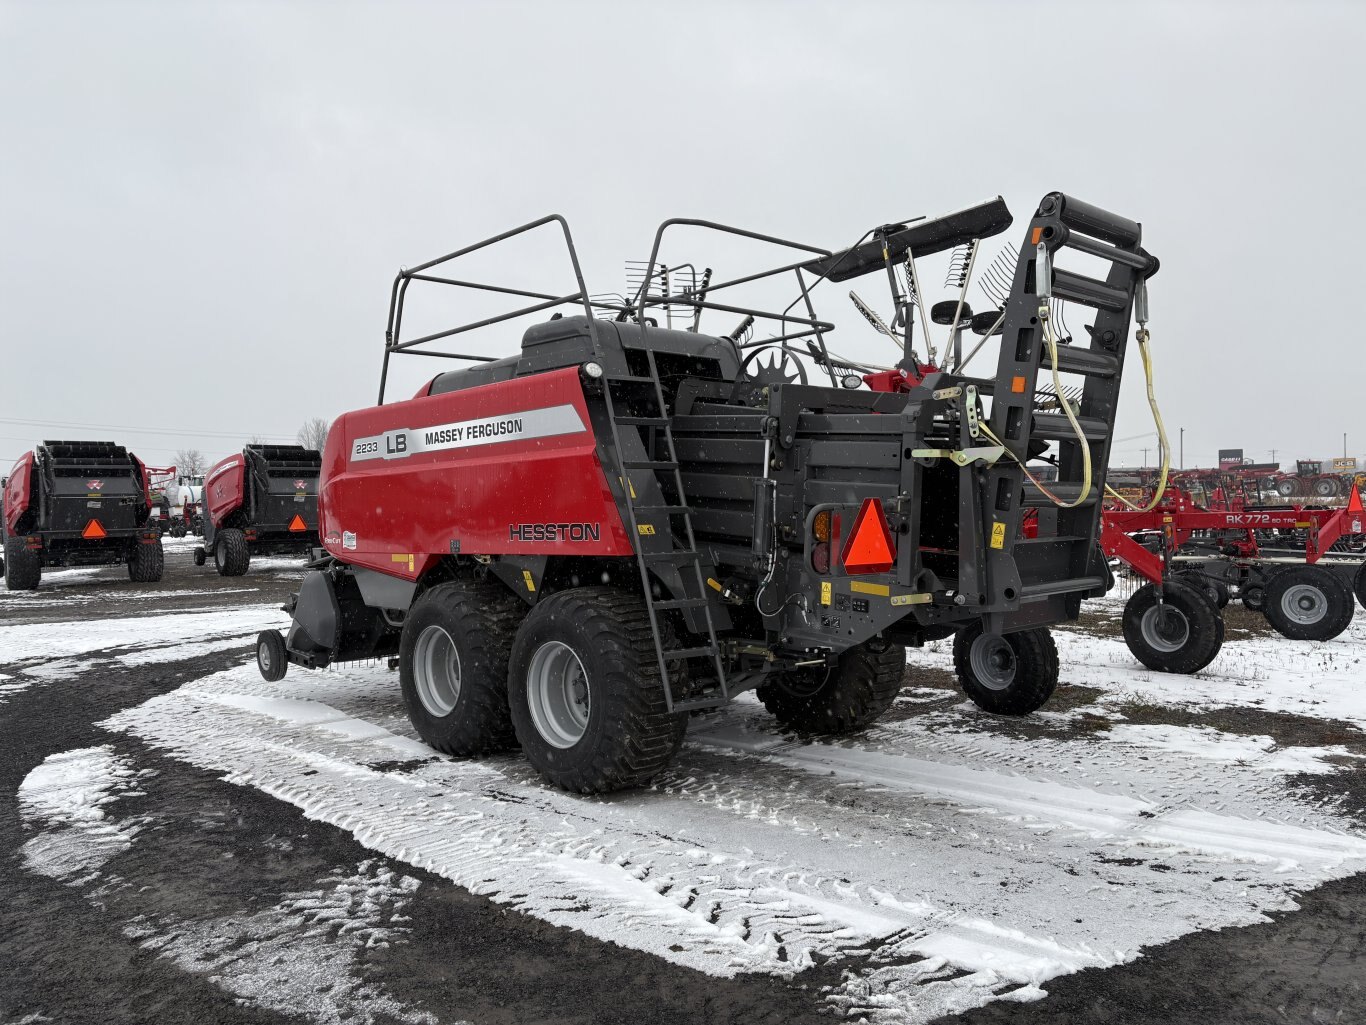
3,540,1365,1025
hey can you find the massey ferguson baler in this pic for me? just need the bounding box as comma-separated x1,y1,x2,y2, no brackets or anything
257,193,1159,793
1,440,164,590
195,445,321,575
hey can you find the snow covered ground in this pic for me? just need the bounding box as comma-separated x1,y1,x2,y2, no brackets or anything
7,579,1366,1024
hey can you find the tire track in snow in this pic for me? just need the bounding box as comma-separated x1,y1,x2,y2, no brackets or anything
96,662,1366,1023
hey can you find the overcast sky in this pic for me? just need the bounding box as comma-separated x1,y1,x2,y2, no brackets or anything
2,0,1363,472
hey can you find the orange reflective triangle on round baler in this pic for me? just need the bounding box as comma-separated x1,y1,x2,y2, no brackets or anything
288,514,308,532
82,519,107,539
839,497,895,573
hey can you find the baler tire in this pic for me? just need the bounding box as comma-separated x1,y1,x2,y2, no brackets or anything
1264,566,1354,642
400,582,523,757
951,624,1058,715
1354,561,1366,611
214,528,250,576
256,629,288,682
127,538,165,583
507,587,688,794
1122,580,1224,674
4,536,41,591
193,546,207,567
757,642,906,732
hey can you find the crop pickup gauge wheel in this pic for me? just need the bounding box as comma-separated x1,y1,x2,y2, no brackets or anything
1263,565,1354,641
757,641,906,732
952,624,1058,715
3,536,41,591
214,527,250,576
257,629,288,682
127,538,165,582
1122,580,1225,674
193,546,207,566
399,582,523,756
507,587,688,794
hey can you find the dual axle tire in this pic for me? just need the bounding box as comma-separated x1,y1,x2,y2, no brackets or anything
1122,580,1224,675
1264,566,1354,642
507,587,688,794
400,582,524,756
3,536,41,591
127,539,165,583
952,623,1059,715
757,642,906,732
1177,570,1230,610
214,527,250,576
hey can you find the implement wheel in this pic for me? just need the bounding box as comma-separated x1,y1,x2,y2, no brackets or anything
1122,580,1224,674
507,587,688,794
952,624,1058,715
1264,566,1354,641
758,641,906,733
3,536,41,591
399,582,523,756
1355,561,1366,611
127,539,164,583
214,527,250,576
1241,584,1267,612
1177,570,1229,610
256,629,288,682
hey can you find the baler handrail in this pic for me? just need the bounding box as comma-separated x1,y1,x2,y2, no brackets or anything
379,214,595,404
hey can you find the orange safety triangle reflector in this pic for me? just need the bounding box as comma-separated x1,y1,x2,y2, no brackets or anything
82,519,107,539
1348,487,1364,515
839,498,896,574
288,514,308,532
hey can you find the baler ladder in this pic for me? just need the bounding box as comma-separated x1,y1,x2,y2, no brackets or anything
601,349,729,712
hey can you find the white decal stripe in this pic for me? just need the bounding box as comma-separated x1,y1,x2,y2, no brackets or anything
349,404,586,463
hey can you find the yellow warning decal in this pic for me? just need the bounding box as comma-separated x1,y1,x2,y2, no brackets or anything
850,581,890,596
637,523,656,536
820,581,832,606
890,593,933,607
990,522,1006,549
390,552,415,574
522,569,537,593
618,476,637,499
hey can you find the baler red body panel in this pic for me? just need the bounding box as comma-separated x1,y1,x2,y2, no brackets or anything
204,454,247,528
319,366,631,582
4,452,35,534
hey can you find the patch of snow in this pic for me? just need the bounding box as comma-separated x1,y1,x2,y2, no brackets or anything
124,861,439,1025
17,746,149,880
101,657,1366,1024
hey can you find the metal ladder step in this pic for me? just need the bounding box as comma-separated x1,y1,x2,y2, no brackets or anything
1050,346,1119,379
653,597,709,611
1021,481,1099,507
634,504,691,516
644,550,701,565
607,374,658,384
1031,413,1110,442
662,645,719,661
670,695,727,713
615,416,669,427
622,459,678,471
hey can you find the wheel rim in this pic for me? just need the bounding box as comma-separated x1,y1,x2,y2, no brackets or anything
1140,602,1190,653
968,634,1016,692
1244,587,1264,610
413,625,461,717
258,638,274,674
1280,583,1327,625
526,640,590,748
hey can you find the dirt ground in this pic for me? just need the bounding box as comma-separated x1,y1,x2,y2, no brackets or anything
2,546,1365,1025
